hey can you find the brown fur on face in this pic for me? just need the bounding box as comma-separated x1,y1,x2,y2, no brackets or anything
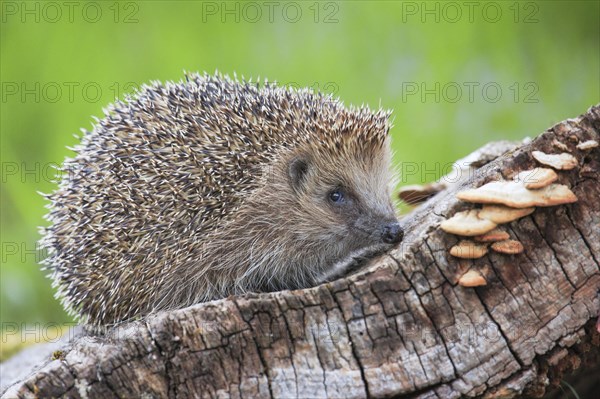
42,73,401,326
167,115,400,309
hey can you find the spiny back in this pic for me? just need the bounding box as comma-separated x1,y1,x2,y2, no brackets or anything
41,73,392,326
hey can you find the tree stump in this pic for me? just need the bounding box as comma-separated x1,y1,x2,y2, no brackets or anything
2,105,599,399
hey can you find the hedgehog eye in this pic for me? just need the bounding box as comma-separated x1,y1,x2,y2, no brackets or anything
328,190,344,203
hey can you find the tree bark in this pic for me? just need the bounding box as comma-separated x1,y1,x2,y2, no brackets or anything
2,105,600,399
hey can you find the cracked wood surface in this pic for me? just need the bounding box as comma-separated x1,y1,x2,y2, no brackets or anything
2,105,600,399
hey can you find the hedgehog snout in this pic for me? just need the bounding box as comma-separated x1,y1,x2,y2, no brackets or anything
381,221,403,244
351,215,403,246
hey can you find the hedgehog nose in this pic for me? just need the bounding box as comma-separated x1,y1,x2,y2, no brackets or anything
382,222,403,244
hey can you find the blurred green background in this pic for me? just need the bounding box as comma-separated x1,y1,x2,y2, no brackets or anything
1,1,598,355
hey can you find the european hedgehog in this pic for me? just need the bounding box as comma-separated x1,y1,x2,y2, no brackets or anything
41,73,403,326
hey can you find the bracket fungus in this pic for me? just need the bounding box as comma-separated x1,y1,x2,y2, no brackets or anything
458,270,487,287
474,227,510,243
456,181,577,208
398,183,444,205
449,240,489,259
513,167,558,189
531,150,578,170
432,142,578,293
477,205,535,224
440,209,497,236
551,139,570,152
576,139,599,150
491,239,525,255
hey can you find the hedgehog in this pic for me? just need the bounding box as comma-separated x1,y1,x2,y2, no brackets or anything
41,73,403,327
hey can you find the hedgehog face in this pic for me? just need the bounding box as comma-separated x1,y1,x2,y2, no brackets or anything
232,133,401,292
282,140,402,265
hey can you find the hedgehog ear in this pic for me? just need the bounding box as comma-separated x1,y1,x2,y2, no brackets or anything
288,156,310,192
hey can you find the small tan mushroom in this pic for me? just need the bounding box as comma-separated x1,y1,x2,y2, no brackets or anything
456,181,577,208
576,140,598,150
568,134,579,143
474,228,510,242
440,210,497,236
514,168,558,189
491,239,524,254
398,183,444,205
532,150,577,170
478,204,535,224
450,240,488,259
458,270,487,287
551,139,570,152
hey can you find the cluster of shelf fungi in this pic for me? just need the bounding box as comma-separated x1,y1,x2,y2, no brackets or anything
401,140,599,288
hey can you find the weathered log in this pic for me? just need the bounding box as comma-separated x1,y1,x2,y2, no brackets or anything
2,105,599,399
